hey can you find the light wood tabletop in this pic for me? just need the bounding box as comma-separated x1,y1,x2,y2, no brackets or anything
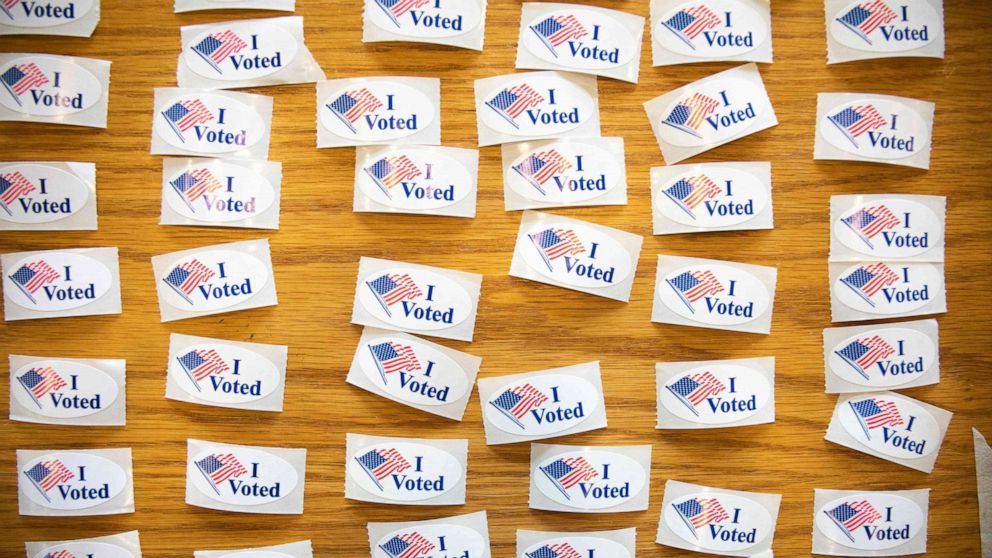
1,0,991,556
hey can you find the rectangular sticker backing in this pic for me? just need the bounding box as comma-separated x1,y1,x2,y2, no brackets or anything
651,0,773,66
829,194,944,262
517,527,636,558
0,161,97,231
0,0,99,36
354,145,478,218
825,0,944,64
160,157,282,230
829,261,946,322
25,530,142,558
823,319,939,393
811,487,929,556
657,356,774,429
651,161,773,235
0,53,110,128
194,540,311,558
367,511,490,558
150,87,273,160
345,433,468,506
176,0,295,11
529,443,652,513
17,447,134,516
10,354,126,426
362,0,487,51
317,77,441,148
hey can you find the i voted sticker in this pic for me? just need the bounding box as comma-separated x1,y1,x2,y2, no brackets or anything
521,7,637,71
507,140,623,205
185,22,298,82
159,249,269,312
0,55,101,116
829,326,936,388
165,160,275,222
350,442,462,502
0,163,90,225
5,251,111,311
12,360,118,419
834,262,942,315
359,267,471,331
479,73,595,138
816,492,924,550
21,452,126,510
486,374,598,436
171,343,279,405
666,492,772,552
320,80,435,142
521,537,630,558
655,0,767,58
374,524,486,558
660,364,769,425
830,0,937,53
834,198,941,259
821,97,929,160
367,0,481,39
1,0,94,29
658,78,765,148
190,447,297,506
659,264,770,326
156,93,265,154
656,165,767,228
839,395,940,460
359,335,468,407
33,542,133,558
522,222,632,290
534,449,646,510
357,147,471,210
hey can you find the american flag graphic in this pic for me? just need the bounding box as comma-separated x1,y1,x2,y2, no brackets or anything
379,532,436,558
169,168,223,211
0,171,36,215
490,383,549,429
674,497,730,536
540,456,598,498
530,15,588,57
195,453,247,494
9,260,60,304
355,447,411,490
177,349,229,389
327,88,383,133
528,227,585,272
1,0,17,18
485,84,545,128
836,0,899,44
373,0,430,28
526,543,582,558
835,335,895,380
191,30,248,74
511,149,572,196
17,367,67,407
666,270,724,312
851,397,904,428
825,500,882,543
365,273,422,317
163,258,216,304
161,99,214,142
666,371,726,415
828,105,888,148
24,460,74,500
364,155,421,198
663,174,722,219
42,551,76,558
661,4,722,48
840,205,901,249
662,92,721,138
1,63,48,105
839,262,899,306
369,341,420,384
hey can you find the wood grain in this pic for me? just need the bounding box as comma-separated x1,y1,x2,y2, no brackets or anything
2,0,991,556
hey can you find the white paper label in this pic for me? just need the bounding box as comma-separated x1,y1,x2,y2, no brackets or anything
480,74,594,137
2,0,94,28
350,442,463,502
367,0,481,39
658,263,770,326
5,251,111,311
508,141,622,204
171,343,279,404
657,78,765,147
358,335,468,407
33,542,133,558
217,552,291,558
159,249,269,311
815,492,924,550
839,394,940,459
374,524,486,558
357,147,471,210
656,165,767,228
0,55,101,116
534,450,645,510
358,267,472,331
185,22,298,82
21,452,126,510
164,159,275,222
485,374,598,435
665,492,772,552
830,0,937,53
660,363,769,424
655,0,767,58
0,163,89,224
155,93,265,153
520,537,630,558
834,262,941,315
190,447,297,506
821,97,928,161
834,198,940,259
828,326,936,388
320,81,435,142
522,222,632,289
12,360,118,419
522,8,637,70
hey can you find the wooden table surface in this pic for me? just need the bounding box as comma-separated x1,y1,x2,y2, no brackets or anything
2,0,991,556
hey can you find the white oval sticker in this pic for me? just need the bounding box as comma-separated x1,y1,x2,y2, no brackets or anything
375,524,486,558
821,98,928,160
656,0,767,58
658,264,770,326
34,542,133,558
359,335,469,407
5,251,112,311
350,442,462,502
840,394,940,459
830,0,937,53
185,22,299,82
658,78,764,147
321,81,435,142
816,493,924,550
481,74,594,138
155,93,265,154
665,492,772,552
520,537,630,558
165,161,275,223
829,327,936,388
522,9,637,70
834,198,940,259
485,374,598,436
657,166,766,228
368,0,482,39
3,0,94,28
358,267,472,331
0,164,90,224
535,450,645,510
21,452,127,510
523,222,632,289
171,343,280,404
509,141,622,204
0,56,102,116
159,249,269,311
834,262,941,315
660,364,769,425
12,360,118,419
358,148,471,210
190,447,297,506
